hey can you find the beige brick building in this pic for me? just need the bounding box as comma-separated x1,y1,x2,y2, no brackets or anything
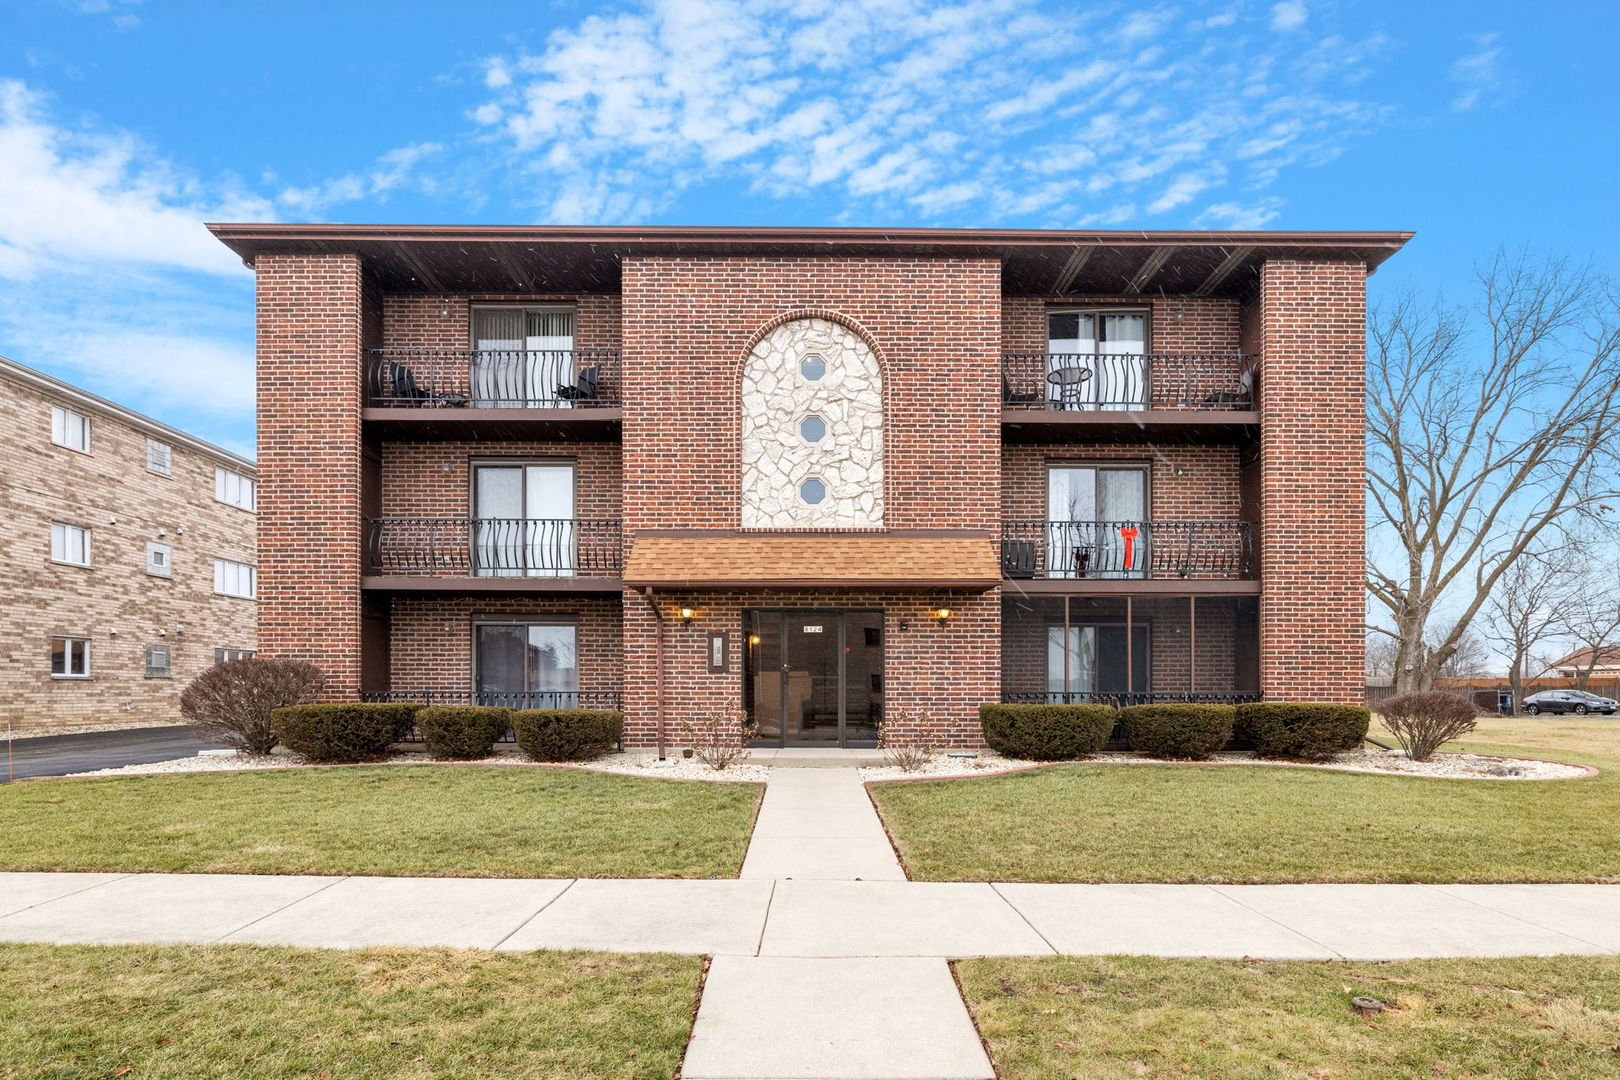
0,355,258,735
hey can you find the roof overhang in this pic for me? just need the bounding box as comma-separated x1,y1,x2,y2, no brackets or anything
206,224,1412,300
623,531,1002,591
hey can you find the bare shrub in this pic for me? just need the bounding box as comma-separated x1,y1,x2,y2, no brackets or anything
1381,691,1478,762
678,707,757,770
180,658,324,755
877,709,938,772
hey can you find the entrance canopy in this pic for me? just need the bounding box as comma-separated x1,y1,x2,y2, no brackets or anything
623,532,1000,590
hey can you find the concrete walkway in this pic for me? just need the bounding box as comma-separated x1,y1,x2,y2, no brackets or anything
5,765,1620,1078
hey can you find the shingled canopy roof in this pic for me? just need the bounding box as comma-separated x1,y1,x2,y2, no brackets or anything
207,224,1412,300
622,532,1001,591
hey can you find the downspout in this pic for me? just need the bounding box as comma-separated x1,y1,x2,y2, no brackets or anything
642,587,667,760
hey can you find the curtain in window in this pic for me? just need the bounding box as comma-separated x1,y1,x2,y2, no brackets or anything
471,308,576,407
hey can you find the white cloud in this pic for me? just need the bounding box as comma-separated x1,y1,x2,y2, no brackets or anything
471,0,1391,226
1450,33,1514,111
1270,1,1308,32
1194,198,1285,229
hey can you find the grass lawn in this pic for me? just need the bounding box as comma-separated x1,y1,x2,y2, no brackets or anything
0,943,701,1079
0,766,760,878
958,954,1620,1080
869,716,1620,883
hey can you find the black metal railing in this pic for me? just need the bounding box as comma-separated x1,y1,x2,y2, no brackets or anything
1000,520,1254,580
365,348,621,408
364,518,623,577
1002,352,1255,410
362,690,624,743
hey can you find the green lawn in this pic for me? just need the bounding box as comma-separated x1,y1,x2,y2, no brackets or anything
0,943,700,1079
870,733,1620,883
0,766,761,878
959,954,1620,1080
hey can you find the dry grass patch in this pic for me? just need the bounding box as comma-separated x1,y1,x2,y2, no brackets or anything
0,943,701,1079
959,954,1620,1080
0,765,761,878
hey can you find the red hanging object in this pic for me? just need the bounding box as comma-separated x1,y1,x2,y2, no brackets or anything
1119,525,1139,570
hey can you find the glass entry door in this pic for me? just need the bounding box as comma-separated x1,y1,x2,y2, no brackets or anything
474,621,579,708
744,610,883,747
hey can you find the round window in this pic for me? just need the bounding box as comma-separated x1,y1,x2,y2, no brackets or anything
799,415,827,443
799,477,827,505
799,354,827,381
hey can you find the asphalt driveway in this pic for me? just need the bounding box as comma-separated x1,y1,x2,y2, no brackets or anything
1,726,210,782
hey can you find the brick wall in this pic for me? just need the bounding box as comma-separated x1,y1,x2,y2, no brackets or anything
1001,443,1243,521
621,256,1002,531
1002,295,1242,353
1255,259,1366,703
256,254,368,695
382,294,622,350
378,440,622,519
622,588,999,749
389,595,622,697
0,370,258,733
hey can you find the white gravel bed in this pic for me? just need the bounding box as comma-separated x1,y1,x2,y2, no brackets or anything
861,747,1587,782
66,748,769,782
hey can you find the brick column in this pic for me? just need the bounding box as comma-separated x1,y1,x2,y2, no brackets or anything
255,253,369,696
1255,259,1366,704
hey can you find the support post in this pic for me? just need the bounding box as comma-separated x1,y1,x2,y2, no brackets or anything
1189,595,1197,695
642,587,667,760
1062,593,1071,703
1126,595,1135,702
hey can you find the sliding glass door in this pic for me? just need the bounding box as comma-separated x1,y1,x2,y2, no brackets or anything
471,306,576,408
1046,465,1148,577
1047,309,1148,410
474,621,579,708
472,463,575,576
1046,623,1150,700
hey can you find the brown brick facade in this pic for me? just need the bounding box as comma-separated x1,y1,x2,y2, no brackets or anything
1255,260,1367,703
242,231,1378,748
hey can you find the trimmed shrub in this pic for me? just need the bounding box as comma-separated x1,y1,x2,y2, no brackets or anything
180,657,324,755
1382,691,1478,762
512,709,623,762
1119,704,1235,760
270,703,420,764
1235,702,1371,760
979,704,1116,761
416,705,512,760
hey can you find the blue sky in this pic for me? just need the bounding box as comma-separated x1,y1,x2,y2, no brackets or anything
1,0,1615,458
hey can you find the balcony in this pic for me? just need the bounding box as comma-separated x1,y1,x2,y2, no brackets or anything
362,517,624,592
1001,352,1258,443
1000,520,1255,594
362,348,622,439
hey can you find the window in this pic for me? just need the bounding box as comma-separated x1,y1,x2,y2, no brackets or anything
1046,465,1149,578
1046,622,1150,696
799,354,827,381
213,558,256,598
215,647,256,664
215,468,256,511
471,462,576,577
145,644,172,678
146,541,172,577
471,305,577,407
474,620,578,708
50,522,91,566
798,477,827,505
1046,309,1149,410
146,440,172,475
799,415,827,443
50,406,91,453
51,636,90,678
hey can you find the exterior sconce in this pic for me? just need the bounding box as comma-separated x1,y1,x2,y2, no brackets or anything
680,607,696,626
934,607,953,623
748,634,761,646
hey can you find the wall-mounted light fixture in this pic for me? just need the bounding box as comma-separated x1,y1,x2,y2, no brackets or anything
934,607,953,623
679,607,696,626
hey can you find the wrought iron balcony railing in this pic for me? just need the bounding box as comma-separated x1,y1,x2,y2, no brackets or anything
1002,352,1255,411
363,518,624,577
361,690,625,743
365,348,621,408
1000,520,1255,580
1003,691,1261,706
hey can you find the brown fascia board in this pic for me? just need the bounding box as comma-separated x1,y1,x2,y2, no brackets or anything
206,222,1413,260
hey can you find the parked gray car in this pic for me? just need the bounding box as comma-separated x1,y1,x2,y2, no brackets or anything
1522,690,1619,716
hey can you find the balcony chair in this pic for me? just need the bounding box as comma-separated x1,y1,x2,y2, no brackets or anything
1001,373,1042,406
555,364,600,403
387,360,467,408
1001,540,1037,578
1201,367,1256,407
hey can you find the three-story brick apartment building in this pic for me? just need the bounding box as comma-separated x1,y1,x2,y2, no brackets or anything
210,225,1406,750
0,355,258,735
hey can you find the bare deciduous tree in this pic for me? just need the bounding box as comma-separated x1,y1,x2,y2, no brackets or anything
1434,628,1492,679
1556,571,1620,689
1481,544,1577,712
1366,250,1620,693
